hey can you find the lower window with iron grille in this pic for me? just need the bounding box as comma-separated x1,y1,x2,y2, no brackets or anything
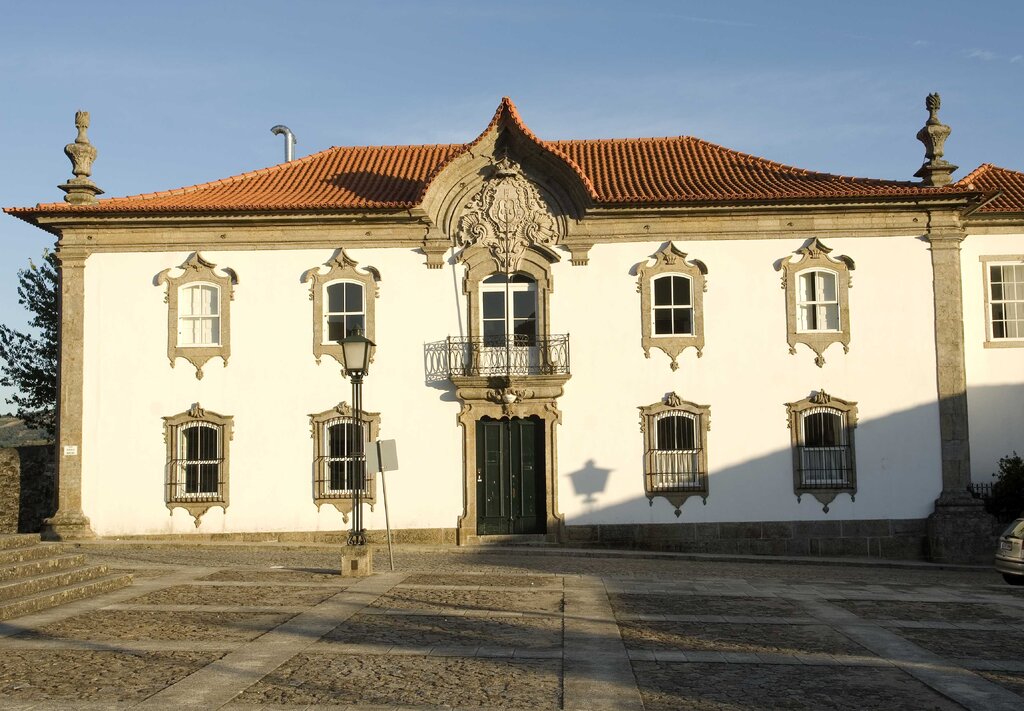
162,404,232,524
310,402,380,515
639,393,710,515
785,391,858,511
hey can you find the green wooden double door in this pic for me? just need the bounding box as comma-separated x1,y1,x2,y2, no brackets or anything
476,416,546,535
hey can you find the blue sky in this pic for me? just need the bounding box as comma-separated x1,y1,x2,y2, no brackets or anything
1,0,1022,412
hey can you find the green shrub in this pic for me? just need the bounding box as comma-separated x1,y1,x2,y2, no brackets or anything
987,453,1024,523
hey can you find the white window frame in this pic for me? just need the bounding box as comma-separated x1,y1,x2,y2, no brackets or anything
479,272,538,344
322,279,366,345
302,249,380,367
982,256,1024,347
651,274,695,337
177,282,222,347
796,269,840,333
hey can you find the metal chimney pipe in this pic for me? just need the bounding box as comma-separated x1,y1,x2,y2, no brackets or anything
270,125,296,162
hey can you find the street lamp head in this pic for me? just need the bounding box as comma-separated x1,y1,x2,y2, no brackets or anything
338,326,375,377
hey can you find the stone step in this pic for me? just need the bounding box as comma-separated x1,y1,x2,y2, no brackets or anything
0,564,113,602
0,554,88,582
0,573,133,621
0,542,66,565
0,534,41,550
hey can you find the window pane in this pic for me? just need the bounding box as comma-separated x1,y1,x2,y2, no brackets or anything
326,283,346,313
513,290,536,320
819,272,837,302
345,314,365,338
673,308,693,335
798,305,816,331
991,265,1003,284
204,317,220,345
672,276,691,306
328,460,346,490
804,412,841,447
654,309,672,335
992,282,1004,300
656,415,695,451
483,320,505,340
345,283,363,314
327,316,345,342
821,304,839,330
510,274,534,284
799,272,816,302
483,273,508,284
514,317,536,339
653,276,672,306
482,292,504,319
327,423,346,457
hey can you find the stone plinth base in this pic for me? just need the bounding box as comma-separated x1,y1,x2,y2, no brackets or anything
40,511,95,541
927,494,996,564
341,546,373,577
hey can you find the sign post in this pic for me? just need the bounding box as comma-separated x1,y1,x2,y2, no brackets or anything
365,439,399,571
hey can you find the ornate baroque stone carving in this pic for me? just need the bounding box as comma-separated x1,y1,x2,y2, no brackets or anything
455,156,559,272
635,243,708,371
779,238,854,367
156,253,238,380
58,111,104,205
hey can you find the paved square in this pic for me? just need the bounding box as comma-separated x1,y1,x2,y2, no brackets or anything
0,542,1022,710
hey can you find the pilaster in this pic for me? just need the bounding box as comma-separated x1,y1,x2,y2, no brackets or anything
924,220,993,562
41,247,94,540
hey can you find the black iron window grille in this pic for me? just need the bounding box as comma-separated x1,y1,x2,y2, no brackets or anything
796,408,853,488
645,412,707,493
314,417,373,500
167,421,225,503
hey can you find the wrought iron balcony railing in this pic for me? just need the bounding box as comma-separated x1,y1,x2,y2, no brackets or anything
425,334,570,381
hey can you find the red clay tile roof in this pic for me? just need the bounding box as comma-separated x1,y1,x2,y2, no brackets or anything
957,164,1024,213
5,98,983,219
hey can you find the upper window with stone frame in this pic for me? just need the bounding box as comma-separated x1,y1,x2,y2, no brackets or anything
785,390,857,512
780,239,854,367
635,244,707,371
638,392,711,516
163,403,233,525
157,253,238,380
309,402,381,516
982,256,1024,347
302,250,381,367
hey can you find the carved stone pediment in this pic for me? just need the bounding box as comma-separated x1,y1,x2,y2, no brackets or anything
455,156,560,271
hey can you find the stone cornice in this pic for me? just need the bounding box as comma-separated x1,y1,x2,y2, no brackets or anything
27,198,981,258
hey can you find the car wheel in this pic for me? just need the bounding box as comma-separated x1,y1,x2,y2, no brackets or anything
1003,573,1024,586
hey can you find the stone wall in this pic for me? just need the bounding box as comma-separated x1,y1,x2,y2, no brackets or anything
0,446,56,533
565,519,930,560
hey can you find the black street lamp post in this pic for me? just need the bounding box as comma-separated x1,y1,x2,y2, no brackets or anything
338,327,375,547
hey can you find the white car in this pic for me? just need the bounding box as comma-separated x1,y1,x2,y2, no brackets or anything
995,518,1024,585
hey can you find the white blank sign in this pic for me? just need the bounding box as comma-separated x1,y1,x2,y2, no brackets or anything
365,439,398,473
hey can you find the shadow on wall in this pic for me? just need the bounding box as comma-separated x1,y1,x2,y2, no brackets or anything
0,445,56,533
968,381,1024,482
557,385,1023,556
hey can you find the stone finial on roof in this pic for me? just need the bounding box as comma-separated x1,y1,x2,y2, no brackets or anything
914,93,958,187
58,111,104,205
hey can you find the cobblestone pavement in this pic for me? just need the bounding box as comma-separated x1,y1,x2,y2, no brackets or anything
0,541,1021,710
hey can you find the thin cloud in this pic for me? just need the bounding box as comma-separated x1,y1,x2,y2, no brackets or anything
912,40,929,47
1011,55,1023,63
966,49,997,61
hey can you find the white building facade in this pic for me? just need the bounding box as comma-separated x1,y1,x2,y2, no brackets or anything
7,99,1023,562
